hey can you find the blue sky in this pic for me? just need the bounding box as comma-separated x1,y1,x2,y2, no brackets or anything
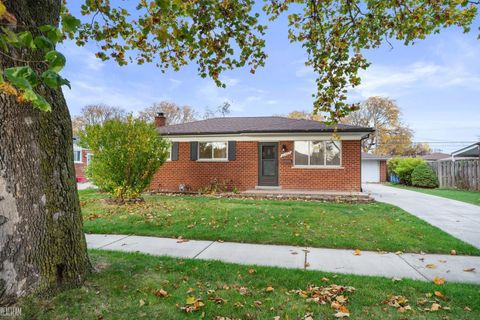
61,4,479,153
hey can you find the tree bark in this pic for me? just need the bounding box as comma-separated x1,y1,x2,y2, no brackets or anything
0,0,90,304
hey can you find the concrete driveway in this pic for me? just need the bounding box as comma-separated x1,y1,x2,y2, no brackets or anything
364,184,480,249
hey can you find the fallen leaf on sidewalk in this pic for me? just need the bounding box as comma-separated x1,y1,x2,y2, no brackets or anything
433,277,445,285
426,264,436,269
353,249,361,256
463,267,475,272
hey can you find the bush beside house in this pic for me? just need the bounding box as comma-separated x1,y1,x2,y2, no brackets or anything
80,117,170,201
411,163,439,188
388,157,426,185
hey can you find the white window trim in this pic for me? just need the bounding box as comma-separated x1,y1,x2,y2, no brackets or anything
197,141,229,161
293,140,342,167
73,150,82,163
166,144,172,161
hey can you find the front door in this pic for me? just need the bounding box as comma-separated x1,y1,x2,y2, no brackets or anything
258,142,278,186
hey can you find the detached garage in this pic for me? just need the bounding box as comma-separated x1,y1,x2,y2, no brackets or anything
361,153,389,183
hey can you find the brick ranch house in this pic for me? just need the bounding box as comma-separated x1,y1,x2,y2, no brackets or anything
149,114,377,192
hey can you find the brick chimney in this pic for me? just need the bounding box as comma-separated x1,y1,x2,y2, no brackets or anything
154,112,166,127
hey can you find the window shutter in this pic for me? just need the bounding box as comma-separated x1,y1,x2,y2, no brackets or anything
228,141,236,161
190,142,198,160
171,142,179,161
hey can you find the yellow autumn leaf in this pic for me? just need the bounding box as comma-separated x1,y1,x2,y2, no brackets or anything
185,296,196,305
0,3,6,17
425,264,436,269
353,249,361,256
265,286,274,292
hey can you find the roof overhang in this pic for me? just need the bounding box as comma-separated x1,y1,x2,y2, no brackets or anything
451,143,480,158
162,131,372,142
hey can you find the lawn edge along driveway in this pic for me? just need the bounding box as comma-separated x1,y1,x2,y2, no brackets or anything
388,183,480,206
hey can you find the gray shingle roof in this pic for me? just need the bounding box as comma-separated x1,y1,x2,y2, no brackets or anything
157,116,374,136
361,152,390,160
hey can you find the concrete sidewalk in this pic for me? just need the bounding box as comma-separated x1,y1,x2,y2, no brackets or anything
86,234,480,284
364,184,480,248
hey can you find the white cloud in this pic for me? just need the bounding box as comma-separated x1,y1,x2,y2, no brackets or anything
351,60,480,99
61,44,105,71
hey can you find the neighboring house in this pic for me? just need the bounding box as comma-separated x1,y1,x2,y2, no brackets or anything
451,142,480,160
151,114,374,192
421,152,450,162
361,153,389,183
73,137,91,182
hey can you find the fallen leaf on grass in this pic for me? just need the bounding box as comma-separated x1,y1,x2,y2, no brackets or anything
248,268,256,274
180,296,205,313
265,286,274,293
450,250,457,255
463,267,476,272
384,295,411,312
139,299,145,306
238,287,249,295
254,300,262,307
154,289,168,297
429,303,441,312
433,277,445,285
353,249,361,256
464,306,471,312
434,291,446,300
321,277,330,282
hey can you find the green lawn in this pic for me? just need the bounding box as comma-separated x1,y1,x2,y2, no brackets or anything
20,250,480,319
388,184,480,206
80,189,480,255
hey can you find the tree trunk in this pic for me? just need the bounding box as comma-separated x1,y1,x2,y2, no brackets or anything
0,0,90,304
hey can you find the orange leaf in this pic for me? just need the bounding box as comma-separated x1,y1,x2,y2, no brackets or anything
433,277,445,285
353,249,361,256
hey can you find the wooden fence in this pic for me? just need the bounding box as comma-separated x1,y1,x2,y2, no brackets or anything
428,159,480,191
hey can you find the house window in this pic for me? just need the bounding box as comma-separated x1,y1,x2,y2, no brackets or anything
294,141,341,166
73,150,82,163
198,142,228,160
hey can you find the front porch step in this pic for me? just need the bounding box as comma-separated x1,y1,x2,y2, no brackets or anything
254,186,282,190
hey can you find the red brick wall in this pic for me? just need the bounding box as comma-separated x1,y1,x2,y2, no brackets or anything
279,140,361,191
150,141,258,192
74,149,89,181
149,140,362,192
379,160,387,182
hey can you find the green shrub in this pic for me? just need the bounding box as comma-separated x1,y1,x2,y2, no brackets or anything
387,157,402,175
79,116,169,200
394,157,425,185
411,163,438,188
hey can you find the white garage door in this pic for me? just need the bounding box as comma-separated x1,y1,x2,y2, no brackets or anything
361,160,380,183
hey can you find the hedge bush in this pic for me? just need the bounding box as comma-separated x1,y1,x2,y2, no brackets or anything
80,117,170,200
411,163,438,188
393,157,425,185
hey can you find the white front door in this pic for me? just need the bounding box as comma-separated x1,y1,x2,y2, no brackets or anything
361,160,380,183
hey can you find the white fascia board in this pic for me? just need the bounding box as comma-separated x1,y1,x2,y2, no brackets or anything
164,132,369,142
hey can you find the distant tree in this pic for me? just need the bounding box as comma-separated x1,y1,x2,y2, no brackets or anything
203,101,231,119
79,117,169,201
72,104,126,135
287,110,324,121
138,101,198,125
342,97,430,156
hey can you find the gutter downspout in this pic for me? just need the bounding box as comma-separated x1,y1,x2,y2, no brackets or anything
359,132,373,192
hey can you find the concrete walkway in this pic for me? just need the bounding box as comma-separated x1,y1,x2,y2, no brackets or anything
363,184,480,249
86,234,480,284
